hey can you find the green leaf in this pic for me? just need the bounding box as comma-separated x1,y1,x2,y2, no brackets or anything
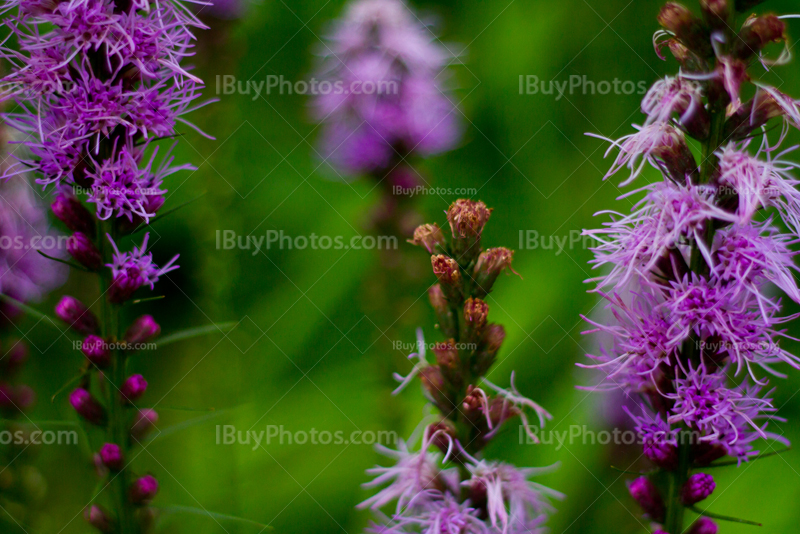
155,505,270,530
37,250,91,272
141,408,235,445
0,294,75,338
156,322,237,348
689,505,762,526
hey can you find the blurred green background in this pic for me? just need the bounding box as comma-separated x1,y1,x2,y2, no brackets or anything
12,0,800,532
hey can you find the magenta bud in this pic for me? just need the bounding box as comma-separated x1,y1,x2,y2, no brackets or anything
130,409,158,441
82,336,110,369
99,443,124,471
124,315,160,345
643,440,678,471
129,475,158,505
0,383,15,410
55,296,99,335
121,375,147,403
68,232,102,270
15,385,36,411
689,517,718,534
108,267,143,304
1,342,28,376
69,388,106,426
681,473,715,505
627,477,665,522
84,504,113,533
51,192,95,235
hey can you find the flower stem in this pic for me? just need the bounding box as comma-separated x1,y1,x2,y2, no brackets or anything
664,432,692,534
98,220,136,534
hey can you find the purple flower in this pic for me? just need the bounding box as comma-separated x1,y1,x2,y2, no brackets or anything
312,0,461,177
107,232,179,296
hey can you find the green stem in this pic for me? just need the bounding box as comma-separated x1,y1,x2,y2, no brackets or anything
99,220,137,534
664,432,692,534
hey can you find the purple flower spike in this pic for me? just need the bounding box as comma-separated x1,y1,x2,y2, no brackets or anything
681,473,715,505
99,443,124,471
124,315,161,345
55,297,98,335
81,335,110,369
627,477,665,522
129,475,158,505
107,233,179,303
121,375,148,403
69,388,105,426
689,517,718,534
68,232,102,271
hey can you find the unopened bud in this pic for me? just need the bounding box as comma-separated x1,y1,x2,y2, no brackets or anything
408,223,446,254
651,126,698,183
70,388,106,426
431,255,462,303
446,199,492,262
733,15,786,61
428,285,456,338
1,342,28,377
129,475,158,505
84,505,113,533
419,366,449,410
725,88,791,139
433,339,461,386
689,517,718,534
700,0,730,30
473,248,516,298
51,192,95,235
55,296,99,335
82,335,110,369
120,374,147,403
658,3,711,57
474,324,505,376
643,439,678,471
108,267,143,304
463,298,489,334
130,409,158,441
68,232,102,270
124,315,160,345
99,443,124,471
627,476,665,522
681,473,715,505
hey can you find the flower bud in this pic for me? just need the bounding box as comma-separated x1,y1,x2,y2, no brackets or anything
700,0,730,30
463,298,489,334
689,517,718,534
733,15,786,61
70,388,106,426
68,232,102,270
84,505,113,533
658,3,711,57
55,296,99,335
643,439,678,471
1,342,28,377
431,255,462,303
474,324,505,376
130,409,158,441
82,335,110,369
419,367,450,412
725,89,790,140
124,315,160,345
446,199,492,263
99,443,124,471
121,374,147,403
51,192,95,235
473,248,516,298
433,339,461,386
408,223,446,254
129,475,158,505
428,285,456,337
15,385,36,411
109,267,143,304
627,476,665,522
681,473,715,505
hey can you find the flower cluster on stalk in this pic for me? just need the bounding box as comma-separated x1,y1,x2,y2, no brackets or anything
312,0,462,234
0,0,208,527
361,199,563,534
584,0,800,532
